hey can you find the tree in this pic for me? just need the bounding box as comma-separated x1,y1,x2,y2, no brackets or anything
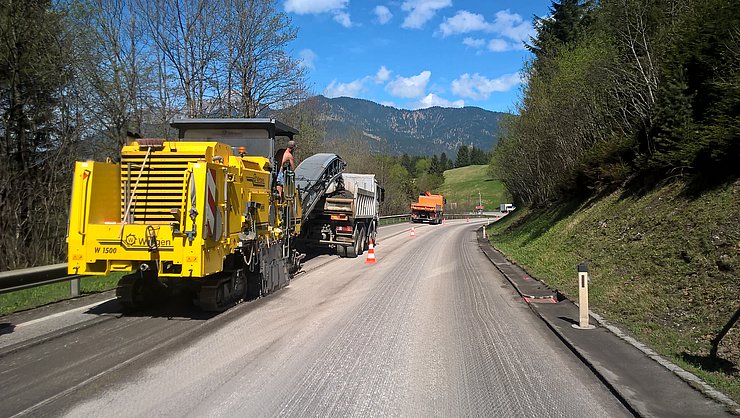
400,153,413,176
469,146,489,165
416,173,443,193
414,158,430,176
528,0,594,63
430,154,441,175
218,0,306,117
439,152,449,172
0,0,81,269
456,145,470,167
275,94,325,162
73,0,151,153
380,162,414,215
645,0,740,176
139,0,225,117
495,0,740,207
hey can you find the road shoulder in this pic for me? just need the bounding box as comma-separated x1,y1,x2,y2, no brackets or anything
477,227,739,417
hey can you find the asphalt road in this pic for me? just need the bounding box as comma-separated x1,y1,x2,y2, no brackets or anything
0,220,630,417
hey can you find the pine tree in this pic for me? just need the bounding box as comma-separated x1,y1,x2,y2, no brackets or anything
430,155,441,175
456,146,470,167
440,152,449,172
470,147,489,165
400,153,413,176
528,0,593,64
0,0,77,269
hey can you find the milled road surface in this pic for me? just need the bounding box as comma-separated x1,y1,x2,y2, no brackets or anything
1,220,630,417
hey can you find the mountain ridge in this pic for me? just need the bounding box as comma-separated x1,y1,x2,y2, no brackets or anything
311,95,507,156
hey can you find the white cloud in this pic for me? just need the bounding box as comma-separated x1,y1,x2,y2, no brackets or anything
464,37,524,52
401,0,452,29
487,39,510,52
451,73,522,100
385,70,432,98
374,65,391,83
284,0,352,27
284,0,347,14
374,5,392,24
324,66,393,98
324,78,366,98
437,9,534,51
298,49,317,69
439,11,490,37
462,37,485,48
412,93,464,109
333,11,352,27
490,10,533,44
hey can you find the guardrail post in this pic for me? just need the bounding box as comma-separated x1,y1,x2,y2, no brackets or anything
70,277,80,297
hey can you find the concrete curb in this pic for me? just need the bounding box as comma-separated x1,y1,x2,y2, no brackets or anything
476,226,740,416
587,310,740,414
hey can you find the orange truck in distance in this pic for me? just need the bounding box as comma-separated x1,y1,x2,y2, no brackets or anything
411,192,445,224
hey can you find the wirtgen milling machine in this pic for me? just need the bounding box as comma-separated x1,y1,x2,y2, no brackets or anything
67,119,342,311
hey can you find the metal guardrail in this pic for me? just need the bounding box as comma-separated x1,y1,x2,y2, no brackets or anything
0,263,82,296
377,212,495,222
378,214,411,225
0,212,502,295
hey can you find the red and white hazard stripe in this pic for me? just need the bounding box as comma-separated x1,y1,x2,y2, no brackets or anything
205,168,217,240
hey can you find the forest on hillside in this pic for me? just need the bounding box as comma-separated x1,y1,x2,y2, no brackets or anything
492,0,740,206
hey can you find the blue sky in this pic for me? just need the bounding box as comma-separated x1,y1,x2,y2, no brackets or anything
284,0,550,113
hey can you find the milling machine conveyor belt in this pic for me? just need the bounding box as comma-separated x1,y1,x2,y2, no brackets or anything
294,153,346,222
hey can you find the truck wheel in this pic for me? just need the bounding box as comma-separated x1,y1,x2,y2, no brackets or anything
336,245,346,257
346,243,357,258
347,228,362,258
360,226,367,253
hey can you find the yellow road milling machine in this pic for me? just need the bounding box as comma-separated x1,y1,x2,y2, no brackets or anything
67,119,344,311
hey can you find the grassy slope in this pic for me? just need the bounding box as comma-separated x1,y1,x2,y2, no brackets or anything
487,180,740,402
436,165,511,212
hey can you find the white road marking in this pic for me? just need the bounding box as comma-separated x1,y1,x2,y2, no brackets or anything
16,298,116,328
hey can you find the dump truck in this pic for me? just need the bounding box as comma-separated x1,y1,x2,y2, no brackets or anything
411,192,444,224
296,162,384,258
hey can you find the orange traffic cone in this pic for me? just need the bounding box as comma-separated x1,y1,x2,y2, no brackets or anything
365,239,376,264
410,226,416,238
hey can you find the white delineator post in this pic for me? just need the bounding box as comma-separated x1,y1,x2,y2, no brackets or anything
573,262,595,330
